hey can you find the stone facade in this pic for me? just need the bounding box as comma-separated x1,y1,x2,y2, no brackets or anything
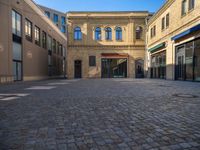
67,12,150,79
146,0,200,80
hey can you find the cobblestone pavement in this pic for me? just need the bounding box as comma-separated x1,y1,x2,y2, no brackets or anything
0,79,200,150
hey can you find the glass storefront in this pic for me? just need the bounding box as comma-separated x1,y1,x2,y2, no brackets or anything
150,51,166,79
175,38,200,81
101,58,127,78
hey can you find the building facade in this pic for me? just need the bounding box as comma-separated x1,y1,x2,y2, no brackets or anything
0,0,67,83
146,0,200,81
67,11,150,79
39,5,67,35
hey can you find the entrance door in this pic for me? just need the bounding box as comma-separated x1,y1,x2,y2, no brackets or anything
74,60,82,78
13,61,22,81
135,59,144,78
176,46,185,80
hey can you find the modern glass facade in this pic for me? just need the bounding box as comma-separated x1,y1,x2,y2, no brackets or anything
101,58,127,78
175,38,200,81
150,51,166,79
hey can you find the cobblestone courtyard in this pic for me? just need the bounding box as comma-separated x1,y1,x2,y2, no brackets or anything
0,79,200,150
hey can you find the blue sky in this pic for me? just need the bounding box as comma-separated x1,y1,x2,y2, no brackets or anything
34,0,166,13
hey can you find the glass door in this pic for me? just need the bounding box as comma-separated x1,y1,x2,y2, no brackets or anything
176,46,185,80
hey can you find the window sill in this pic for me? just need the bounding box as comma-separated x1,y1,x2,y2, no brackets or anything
188,8,194,13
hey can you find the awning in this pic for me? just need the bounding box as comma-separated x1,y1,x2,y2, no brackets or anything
148,42,165,53
171,24,200,41
101,53,129,58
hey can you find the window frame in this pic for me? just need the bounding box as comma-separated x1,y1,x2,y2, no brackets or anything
35,25,40,46
95,27,101,41
74,27,82,40
25,18,32,42
53,14,58,23
42,31,47,49
105,27,112,41
116,27,122,41
182,0,187,16
166,13,169,28
136,26,143,40
189,0,195,11
161,17,165,30
12,10,22,37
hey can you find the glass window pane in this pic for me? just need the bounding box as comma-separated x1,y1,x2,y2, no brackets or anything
185,41,194,80
13,42,22,61
194,38,200,81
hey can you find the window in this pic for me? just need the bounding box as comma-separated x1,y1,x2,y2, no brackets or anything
136,26,143,39
116,27,122,40
182,0,187,16
166,13,169,28
189,0,195,10
61,16,66,25
61,26,66,33
12,10,21,37
47,35,52,50
57,42,60,54
95,27,101,40
42,31,47,49
53,14,58,23
162,17,165,30
150,25,156,38
25,19,32,41
89,56,96,67
45,11,50,18
35,26,40,46
53,39,56,53
60,45,63,56
105,27,112,40
74,27,82,40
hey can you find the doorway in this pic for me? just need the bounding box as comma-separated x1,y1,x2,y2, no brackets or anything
74,60,82,78
135,59,144,78
176,46,185,80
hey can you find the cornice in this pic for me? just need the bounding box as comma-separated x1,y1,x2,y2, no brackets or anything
68,45,145,48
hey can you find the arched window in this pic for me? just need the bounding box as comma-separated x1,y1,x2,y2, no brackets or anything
74,27,82,40
116,27,122,40
136,26,143,40
105,27,112,40
95,27,101,40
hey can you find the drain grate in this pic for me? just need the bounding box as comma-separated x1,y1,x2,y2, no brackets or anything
173,94,198,98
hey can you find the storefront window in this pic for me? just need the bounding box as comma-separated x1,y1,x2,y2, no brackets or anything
185,41,194,80
194,38,200,81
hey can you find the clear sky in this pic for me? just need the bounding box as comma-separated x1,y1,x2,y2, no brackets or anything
34,0,166,13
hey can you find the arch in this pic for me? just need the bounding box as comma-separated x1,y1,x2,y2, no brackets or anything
74,26,82,40
105,27,112,40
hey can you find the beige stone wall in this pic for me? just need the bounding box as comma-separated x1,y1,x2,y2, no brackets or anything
67,12,149,79
0,0,67,83
146,0,200,80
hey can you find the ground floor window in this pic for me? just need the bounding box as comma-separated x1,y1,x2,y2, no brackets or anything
101,58,127,78
150,51,166,79
175,38,200,81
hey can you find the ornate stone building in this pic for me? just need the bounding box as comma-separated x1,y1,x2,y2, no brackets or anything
67,11,150,79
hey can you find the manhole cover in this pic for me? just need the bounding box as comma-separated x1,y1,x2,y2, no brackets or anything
173,94,198,98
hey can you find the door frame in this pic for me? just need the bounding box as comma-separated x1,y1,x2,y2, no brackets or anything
74,60,82,78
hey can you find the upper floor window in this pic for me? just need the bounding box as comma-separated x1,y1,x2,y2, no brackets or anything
35,26,40,46
189,0,195,10
74,27,82,40
12,10,21,37
25,19,32,41
136,26,143,40
150,25,156,38
61,16,66,25
105,27,112,40
161,17,165,30
95,27,101,40
53,14,58,23
116,27,122,40
61,26,66,33
182,0,187,16
42,31,47,49
45,11,50,18
166,13,169,28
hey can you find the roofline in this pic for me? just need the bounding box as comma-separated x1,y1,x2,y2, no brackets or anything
67,11,149,13
37,4,66,15
27,0,67,41
148,0,175,25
